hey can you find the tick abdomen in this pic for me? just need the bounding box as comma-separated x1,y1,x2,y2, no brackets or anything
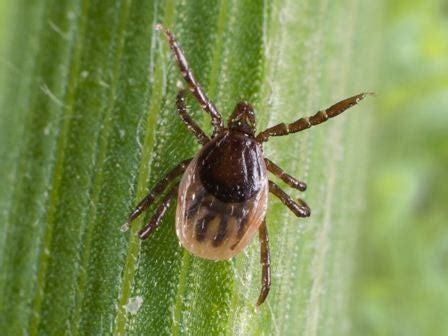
176,132,268,260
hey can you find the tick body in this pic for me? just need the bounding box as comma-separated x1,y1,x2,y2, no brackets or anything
176,131,268,260
124,24,372,306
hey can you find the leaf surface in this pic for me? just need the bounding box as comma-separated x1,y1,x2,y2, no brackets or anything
0,0,380,335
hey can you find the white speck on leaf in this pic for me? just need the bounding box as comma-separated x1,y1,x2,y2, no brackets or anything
120,222,130,233
124,296,143,315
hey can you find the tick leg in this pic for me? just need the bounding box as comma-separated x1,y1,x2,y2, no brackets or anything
256,92,374,142
139,183,179,239
122,159,191,232
176,90,210,145
265,158,307,191
256,219,271,306
269,181,311,217
155,24,223,136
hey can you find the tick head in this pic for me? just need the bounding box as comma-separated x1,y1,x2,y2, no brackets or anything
228,102,256,136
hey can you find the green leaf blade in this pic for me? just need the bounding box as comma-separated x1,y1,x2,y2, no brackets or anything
0,0,381,335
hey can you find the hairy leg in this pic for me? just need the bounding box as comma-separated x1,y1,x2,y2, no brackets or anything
256,219,271,306
265,158,307,191
138,183,179,239
176,90,209,145
156,24,223,136
122,159,190,232
269,181,311,217
257,92,373,142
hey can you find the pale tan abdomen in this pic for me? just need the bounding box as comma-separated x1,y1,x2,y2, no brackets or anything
176,156,268,260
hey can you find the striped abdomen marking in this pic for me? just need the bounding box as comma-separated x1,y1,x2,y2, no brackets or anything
213,215,228,247
195,213,214,242
193,198,252,246
176,153,268,260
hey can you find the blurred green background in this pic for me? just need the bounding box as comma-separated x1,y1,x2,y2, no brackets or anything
351,0,448,335
0,0,447,335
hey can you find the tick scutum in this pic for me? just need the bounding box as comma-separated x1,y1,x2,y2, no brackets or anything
198,131,265,203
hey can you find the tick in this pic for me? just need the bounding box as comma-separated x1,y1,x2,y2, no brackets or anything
123,24,372,306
